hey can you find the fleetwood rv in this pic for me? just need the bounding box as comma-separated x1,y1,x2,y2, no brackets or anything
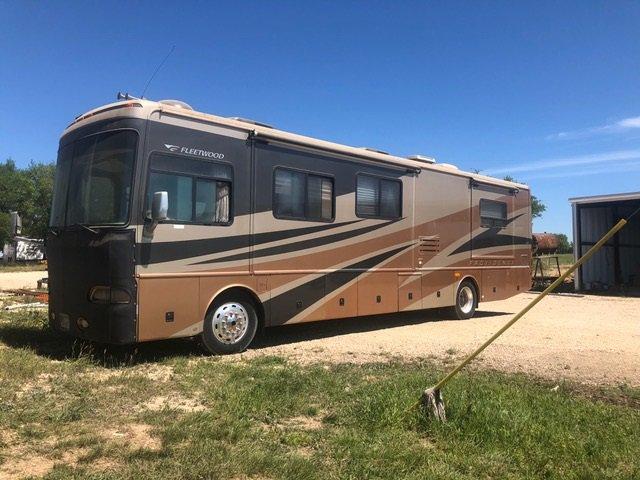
47,96,532,354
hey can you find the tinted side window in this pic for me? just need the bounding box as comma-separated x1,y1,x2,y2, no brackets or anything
274,169,305,218
147,172,193,222
196,179,230,224
480,199,507,228
146,154,232,225
380,179,401,218
356,174,402,219
273,168,334,222
356,175,378,217
307,175,333,220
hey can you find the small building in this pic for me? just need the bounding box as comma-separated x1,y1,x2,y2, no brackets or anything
2,236,44,263
570,191,640,292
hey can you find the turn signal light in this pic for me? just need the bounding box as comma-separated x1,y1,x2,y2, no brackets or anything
89,286,131,304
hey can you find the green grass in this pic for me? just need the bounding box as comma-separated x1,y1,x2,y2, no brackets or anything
0,262,47,272
0,310,638,479
557,253,574,266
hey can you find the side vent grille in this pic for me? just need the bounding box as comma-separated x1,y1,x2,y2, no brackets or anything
419,235,440,253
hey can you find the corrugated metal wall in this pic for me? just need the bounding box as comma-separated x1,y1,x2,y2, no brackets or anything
618,204,640,286
579,206,615,288
577,201,640,290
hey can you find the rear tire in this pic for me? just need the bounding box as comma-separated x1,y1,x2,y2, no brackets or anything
201,293,259,355
448,280,477,320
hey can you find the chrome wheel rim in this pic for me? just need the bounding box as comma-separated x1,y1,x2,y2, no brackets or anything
458,286,474,314
212,302,249,345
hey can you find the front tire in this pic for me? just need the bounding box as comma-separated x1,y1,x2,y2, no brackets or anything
201,294,258,354
448,280,477,320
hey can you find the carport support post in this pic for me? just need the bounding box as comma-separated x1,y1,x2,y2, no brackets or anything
421,218,629,421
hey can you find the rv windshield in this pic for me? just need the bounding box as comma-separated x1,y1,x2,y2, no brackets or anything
50,130,138,227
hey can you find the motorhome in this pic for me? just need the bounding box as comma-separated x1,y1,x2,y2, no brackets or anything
47,96,532,354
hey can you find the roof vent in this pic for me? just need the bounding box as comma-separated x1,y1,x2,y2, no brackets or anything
159,99,194,110
359,147,389,155
407,154,436,164
229,117,274,129
439,163,459,170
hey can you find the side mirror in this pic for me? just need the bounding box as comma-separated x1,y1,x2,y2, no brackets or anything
10,211,21,237
145,191,168,235
152,191,169,222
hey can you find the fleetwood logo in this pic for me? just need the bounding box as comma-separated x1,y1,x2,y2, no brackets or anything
163,144,225,159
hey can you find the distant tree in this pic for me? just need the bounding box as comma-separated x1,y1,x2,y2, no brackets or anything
0,212,10,247
0,159,26,212
0,159,56,240
530,196,546,219
555,233,573,254
503,175,546,218
22,162,56,239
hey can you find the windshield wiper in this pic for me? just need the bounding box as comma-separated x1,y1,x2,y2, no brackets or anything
69,223,99,235
48,226,59,236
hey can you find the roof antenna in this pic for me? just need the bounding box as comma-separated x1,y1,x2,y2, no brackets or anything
141,45,175,99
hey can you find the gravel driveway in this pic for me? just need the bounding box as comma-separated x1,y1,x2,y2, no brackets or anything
0,271,45,290
250,293,640,387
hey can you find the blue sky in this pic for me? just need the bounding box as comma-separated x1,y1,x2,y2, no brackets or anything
1,1,639,235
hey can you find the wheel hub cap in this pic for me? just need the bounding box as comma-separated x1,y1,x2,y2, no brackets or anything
458,286,474,314
212,302,249,344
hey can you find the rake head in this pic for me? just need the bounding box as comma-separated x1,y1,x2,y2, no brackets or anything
421,387,446,421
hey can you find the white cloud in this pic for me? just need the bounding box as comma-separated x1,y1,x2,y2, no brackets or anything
483,149,640,176
617,117,640,128
547,116,640,141
524,161,640,180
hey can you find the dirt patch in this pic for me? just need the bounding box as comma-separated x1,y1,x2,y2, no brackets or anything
231,476,274,480
139,393,206,413
16,372,55,398
283,415,323,430
262,415,323,432
86,369,123,382
0,434,121,478
0,429,18,445
0,271,45,291
0,451,55,479
88,457,122,472
135,364,174,382
241,293,640,387
104,423,161,451
59,447,91,466
295,446,314,457
0,436,86,479
86,364,174,383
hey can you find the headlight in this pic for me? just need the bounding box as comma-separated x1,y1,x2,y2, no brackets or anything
89,286,110,303
89,286,131,304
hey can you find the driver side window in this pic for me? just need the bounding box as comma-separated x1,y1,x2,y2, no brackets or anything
145,153,232,225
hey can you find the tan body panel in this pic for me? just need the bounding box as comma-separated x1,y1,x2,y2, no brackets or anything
324,277,358,319
357,272,399,316
138,277,200,341
398,274,422,311
480,268,529,302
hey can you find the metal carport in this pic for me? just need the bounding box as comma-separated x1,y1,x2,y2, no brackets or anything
570,191,640,293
